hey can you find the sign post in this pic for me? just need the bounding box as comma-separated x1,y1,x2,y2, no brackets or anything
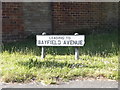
41,32,46,59
74,33,79,60
36,32,85,60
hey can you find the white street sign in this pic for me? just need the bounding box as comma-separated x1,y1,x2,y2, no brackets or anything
36,35,85,46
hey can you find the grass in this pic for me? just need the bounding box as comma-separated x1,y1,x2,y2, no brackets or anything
0,31,119,84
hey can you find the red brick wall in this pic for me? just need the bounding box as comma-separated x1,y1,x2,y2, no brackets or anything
2,2,118,42
52,2,104,34
2,2,24,42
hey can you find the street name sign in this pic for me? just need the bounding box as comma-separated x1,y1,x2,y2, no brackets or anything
36,35,85,46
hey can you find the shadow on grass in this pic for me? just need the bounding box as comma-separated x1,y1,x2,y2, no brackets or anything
2,31,118,57
17,58,100,69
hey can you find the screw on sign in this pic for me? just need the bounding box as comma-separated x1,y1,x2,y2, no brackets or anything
36,32,85,60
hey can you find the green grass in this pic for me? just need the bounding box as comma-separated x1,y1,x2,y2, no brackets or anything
0,31,119,84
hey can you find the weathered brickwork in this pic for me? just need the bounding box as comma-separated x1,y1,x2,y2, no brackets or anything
2,2,118,42
2,2,24,42
102,3,118,29
52,2,118,34
23,2,52,35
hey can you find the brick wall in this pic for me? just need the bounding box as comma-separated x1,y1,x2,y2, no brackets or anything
23,2,52,35
2,2,24,42
102,3,118,30
2,2,118,42
52,2,118,34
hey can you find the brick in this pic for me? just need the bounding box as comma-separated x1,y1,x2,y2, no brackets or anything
2,2,118,42
2,2,24,42
52,2,118,34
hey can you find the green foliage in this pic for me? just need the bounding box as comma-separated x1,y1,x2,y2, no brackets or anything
0,31,118,84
